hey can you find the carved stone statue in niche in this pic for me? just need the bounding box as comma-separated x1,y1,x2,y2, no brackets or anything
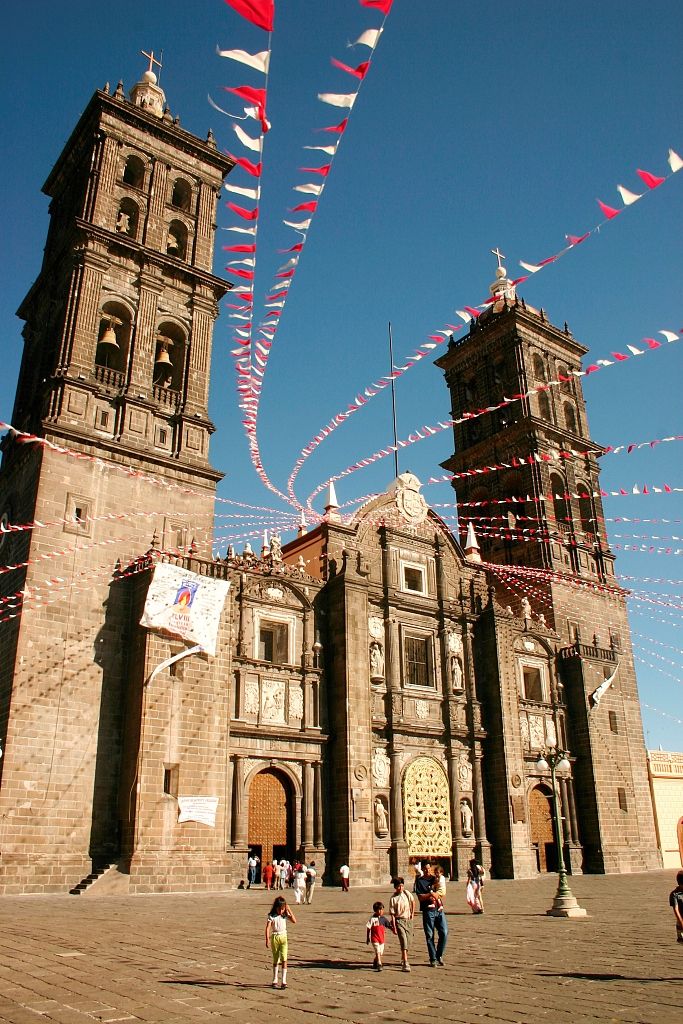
460,799,474,836
374,797,389,837
369,640,384,680
446,629,465,691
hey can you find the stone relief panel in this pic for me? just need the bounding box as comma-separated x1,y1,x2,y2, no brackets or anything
519,712,530,748
288,685,304,720
372,747,391,787
528,714,545,749
244,678,259,716
545,718,557,747
414,699,430,720
457,753,473,792
261,678,286,724
402,756,452,856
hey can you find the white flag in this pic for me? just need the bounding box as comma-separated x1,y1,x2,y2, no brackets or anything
350,28,382,48
304,144,337,155
294,183,324,195
216,46,270,73
616,185,642,206
233,123,262,153
283,218,312,230
318,91,357,108
224,183,260,199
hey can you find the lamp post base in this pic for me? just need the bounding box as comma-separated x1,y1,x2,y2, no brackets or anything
547,893,588,918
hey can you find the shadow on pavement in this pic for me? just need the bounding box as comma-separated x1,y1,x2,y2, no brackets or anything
292,958,368,971
160,977,265,989
538,972,683,983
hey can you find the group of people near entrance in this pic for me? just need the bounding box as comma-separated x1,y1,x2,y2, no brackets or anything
249,854,318,904
264,857,485,988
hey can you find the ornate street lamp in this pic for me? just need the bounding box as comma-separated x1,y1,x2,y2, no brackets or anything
536,749,587,918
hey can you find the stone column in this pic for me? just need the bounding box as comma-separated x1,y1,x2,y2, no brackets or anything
563,774,583,874
447,750,469,879
313,761,324,848
232,755,247,848
472,744,491,871
302,761,314,849
389,747,407,877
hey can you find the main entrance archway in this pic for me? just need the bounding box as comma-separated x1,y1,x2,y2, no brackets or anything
248,768,294,872
529,785,556,872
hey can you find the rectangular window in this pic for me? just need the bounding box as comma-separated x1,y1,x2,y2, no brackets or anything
404,635,430,687
159,428,168,446
523,666,544,702
259,621,289,665
99,410,109,428
617,787,628,812
608,709,618,734
402,563,426,594
63,493,93,536
163,765,179,798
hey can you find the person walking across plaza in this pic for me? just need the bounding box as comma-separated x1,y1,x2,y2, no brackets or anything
247,852,259,889
262,859,274,890
340,863,350,891
389,876,415,972
466,857,485,914
305,861,317,904
265,896,296,990
292,862,307,904
669,869,683,943
415,859,448,967
366,901,392,971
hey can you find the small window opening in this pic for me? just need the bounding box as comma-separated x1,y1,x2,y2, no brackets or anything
259,621,288,664
523,666,544,702
99,410,109,428
159,428,168,446
171,178,192,211
609,710,619,734
617,787,628,812
404,636,430,687
166,220,188,260
163,765,179,798
403,566,425,593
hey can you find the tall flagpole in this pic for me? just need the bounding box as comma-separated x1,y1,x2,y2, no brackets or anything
388,321,399,478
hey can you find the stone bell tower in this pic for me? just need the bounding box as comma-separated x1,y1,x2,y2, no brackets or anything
436,260,661,874
0,56,233,893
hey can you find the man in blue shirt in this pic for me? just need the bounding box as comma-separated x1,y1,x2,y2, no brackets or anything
414,859,448,966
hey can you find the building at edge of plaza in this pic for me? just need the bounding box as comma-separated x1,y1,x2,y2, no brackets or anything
0,64,662,894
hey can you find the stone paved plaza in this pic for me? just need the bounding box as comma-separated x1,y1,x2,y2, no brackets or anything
1,870,681,1024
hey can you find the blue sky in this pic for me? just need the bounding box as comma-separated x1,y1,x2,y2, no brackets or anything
1,1,681,748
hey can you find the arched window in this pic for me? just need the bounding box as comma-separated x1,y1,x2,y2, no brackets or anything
564,401,577,434
171,178,192,211
153,320,186,392
538,392,552,422
576,482,594,541
550,472,570,532
166,219,188,260
533,354,546,381
115,197,139,239
557,363,573,396
95,301,132,376
122,154,145,189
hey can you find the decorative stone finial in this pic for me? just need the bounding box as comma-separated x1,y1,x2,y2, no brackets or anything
324,481,341,522
297,510,307,538
129,49,166,118
488,247,516,307
464,521,481,563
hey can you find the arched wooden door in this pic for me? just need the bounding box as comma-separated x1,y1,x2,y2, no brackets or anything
248,768,293,871
529,786,556,872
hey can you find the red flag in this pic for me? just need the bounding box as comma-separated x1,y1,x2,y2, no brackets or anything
277,243,303,253
464,306,481,318
229,154,262,177
636,168,665,189
597,199,620,220
224,85,269,132
360,0,393,12
227,201,259,220
317,118,348,134
235,291,253,302
224,0,274,31
267,290,289,300
566,232,590,245
276,269,295,279
289,201,318,213
331,58,371,79
223,244,257,252
300,164,331,176
229,268,255,280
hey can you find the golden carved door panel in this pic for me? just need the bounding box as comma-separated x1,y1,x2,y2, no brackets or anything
249,768,289,868
529,786,554,872
402,756,452,857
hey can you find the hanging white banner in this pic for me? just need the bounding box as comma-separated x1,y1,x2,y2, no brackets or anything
177,796,219,827
140,563,230,657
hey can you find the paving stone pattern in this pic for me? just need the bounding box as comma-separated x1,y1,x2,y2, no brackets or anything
0,871,680,1024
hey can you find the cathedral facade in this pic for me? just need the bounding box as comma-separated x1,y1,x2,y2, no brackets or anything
0,68,660,894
